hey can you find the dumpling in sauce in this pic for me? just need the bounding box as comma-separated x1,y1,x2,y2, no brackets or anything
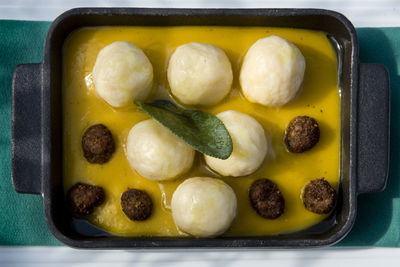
92,41,153,107
171,177,237,237
168,42,233,106
204,110,268,177
240,35,306,107
126,119,195,181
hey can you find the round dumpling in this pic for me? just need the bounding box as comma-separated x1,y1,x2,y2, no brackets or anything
92,41,153,107
126,119,195,181
240,35,306,106
171,177,237,237
204,110,268,177
167,42,233,106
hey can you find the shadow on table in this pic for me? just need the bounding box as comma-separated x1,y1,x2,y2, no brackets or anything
339,28,400,246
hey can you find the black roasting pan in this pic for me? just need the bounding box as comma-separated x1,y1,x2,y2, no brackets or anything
11,8,390,248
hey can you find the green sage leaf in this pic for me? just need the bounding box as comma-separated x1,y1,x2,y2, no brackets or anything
134,100,233,159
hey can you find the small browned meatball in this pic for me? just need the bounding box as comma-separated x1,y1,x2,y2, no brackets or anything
67,183,105,215
82,124,115,164
303,178,337,214
249,179,285,219
121,189,153,221
284,116,320,153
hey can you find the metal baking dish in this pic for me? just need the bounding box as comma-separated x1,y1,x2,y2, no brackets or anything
11,8,390,248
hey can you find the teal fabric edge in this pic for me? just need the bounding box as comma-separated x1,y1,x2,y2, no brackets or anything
337,27,400,247
0,20,61,246
0,20,399,247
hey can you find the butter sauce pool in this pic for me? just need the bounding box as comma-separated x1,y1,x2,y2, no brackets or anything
62,26,340,236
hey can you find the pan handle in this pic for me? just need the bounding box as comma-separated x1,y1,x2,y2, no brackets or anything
357,63,390,194
12,63,43,195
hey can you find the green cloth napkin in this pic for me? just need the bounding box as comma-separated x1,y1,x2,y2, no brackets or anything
0,20,60,246
0,20,399,247
338,28,400,247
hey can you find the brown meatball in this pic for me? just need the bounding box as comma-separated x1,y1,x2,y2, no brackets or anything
303,178,337,214
284,116,320,153
67,183,105,215
249,179,285,219
121,189,153,221
82,124,115,164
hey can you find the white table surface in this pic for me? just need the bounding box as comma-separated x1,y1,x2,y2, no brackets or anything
1,247,400,267
1,0,399,266
1,0,400,26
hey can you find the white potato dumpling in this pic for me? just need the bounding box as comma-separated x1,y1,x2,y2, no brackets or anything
167,42,233,106
240,35,306,106
171,177,237,237
126,119,195,181
204,110,268,177
92,41,153,107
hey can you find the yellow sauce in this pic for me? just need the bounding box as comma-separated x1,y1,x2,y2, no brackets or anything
62,26,340,236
